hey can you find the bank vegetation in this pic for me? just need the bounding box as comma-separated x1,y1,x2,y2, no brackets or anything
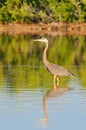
0,0,86,23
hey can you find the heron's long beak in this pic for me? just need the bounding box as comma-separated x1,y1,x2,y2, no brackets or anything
33,39,42,42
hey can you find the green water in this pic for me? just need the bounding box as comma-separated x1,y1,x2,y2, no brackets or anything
0,35,86,130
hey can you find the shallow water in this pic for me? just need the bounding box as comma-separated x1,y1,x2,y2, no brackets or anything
0,35,86,130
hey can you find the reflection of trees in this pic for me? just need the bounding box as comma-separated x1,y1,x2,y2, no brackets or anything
74,36,86,66
0,35,86,89
0,35,86,66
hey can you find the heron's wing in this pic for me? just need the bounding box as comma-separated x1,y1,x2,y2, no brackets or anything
47,62,72,76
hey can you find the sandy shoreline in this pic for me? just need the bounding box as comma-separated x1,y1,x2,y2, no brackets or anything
0,22,86,36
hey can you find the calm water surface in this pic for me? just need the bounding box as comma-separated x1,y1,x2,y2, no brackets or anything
0,35,86,130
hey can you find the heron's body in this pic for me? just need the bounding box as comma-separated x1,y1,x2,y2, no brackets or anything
43,61,73,76
33,38,74,87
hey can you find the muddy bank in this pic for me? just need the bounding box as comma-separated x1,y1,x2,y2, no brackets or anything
0,22,86,36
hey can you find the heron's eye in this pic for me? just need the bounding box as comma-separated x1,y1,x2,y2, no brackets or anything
42,38,45,40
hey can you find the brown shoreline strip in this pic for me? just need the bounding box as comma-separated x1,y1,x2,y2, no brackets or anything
0,22,86,36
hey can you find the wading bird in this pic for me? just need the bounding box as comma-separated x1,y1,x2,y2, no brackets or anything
33,38,74,87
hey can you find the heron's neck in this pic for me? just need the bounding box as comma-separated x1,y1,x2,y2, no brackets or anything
43,42,48,65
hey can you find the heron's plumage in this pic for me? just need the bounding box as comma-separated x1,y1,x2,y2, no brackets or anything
45,62,72,76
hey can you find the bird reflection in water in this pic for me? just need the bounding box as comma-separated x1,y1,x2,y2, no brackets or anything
43,84,72,124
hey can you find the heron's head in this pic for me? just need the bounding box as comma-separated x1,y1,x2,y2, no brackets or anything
33,38,48,43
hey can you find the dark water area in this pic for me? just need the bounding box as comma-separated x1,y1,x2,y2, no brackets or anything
0,34,86,130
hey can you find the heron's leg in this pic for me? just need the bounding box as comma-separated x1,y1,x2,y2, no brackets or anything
56,77,59,86
54,75,57,87
54,75,59,88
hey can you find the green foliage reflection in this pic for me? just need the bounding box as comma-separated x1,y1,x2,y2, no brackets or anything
0,35,86,92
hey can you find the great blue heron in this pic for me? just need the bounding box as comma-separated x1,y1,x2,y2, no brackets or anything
33,38,74,86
